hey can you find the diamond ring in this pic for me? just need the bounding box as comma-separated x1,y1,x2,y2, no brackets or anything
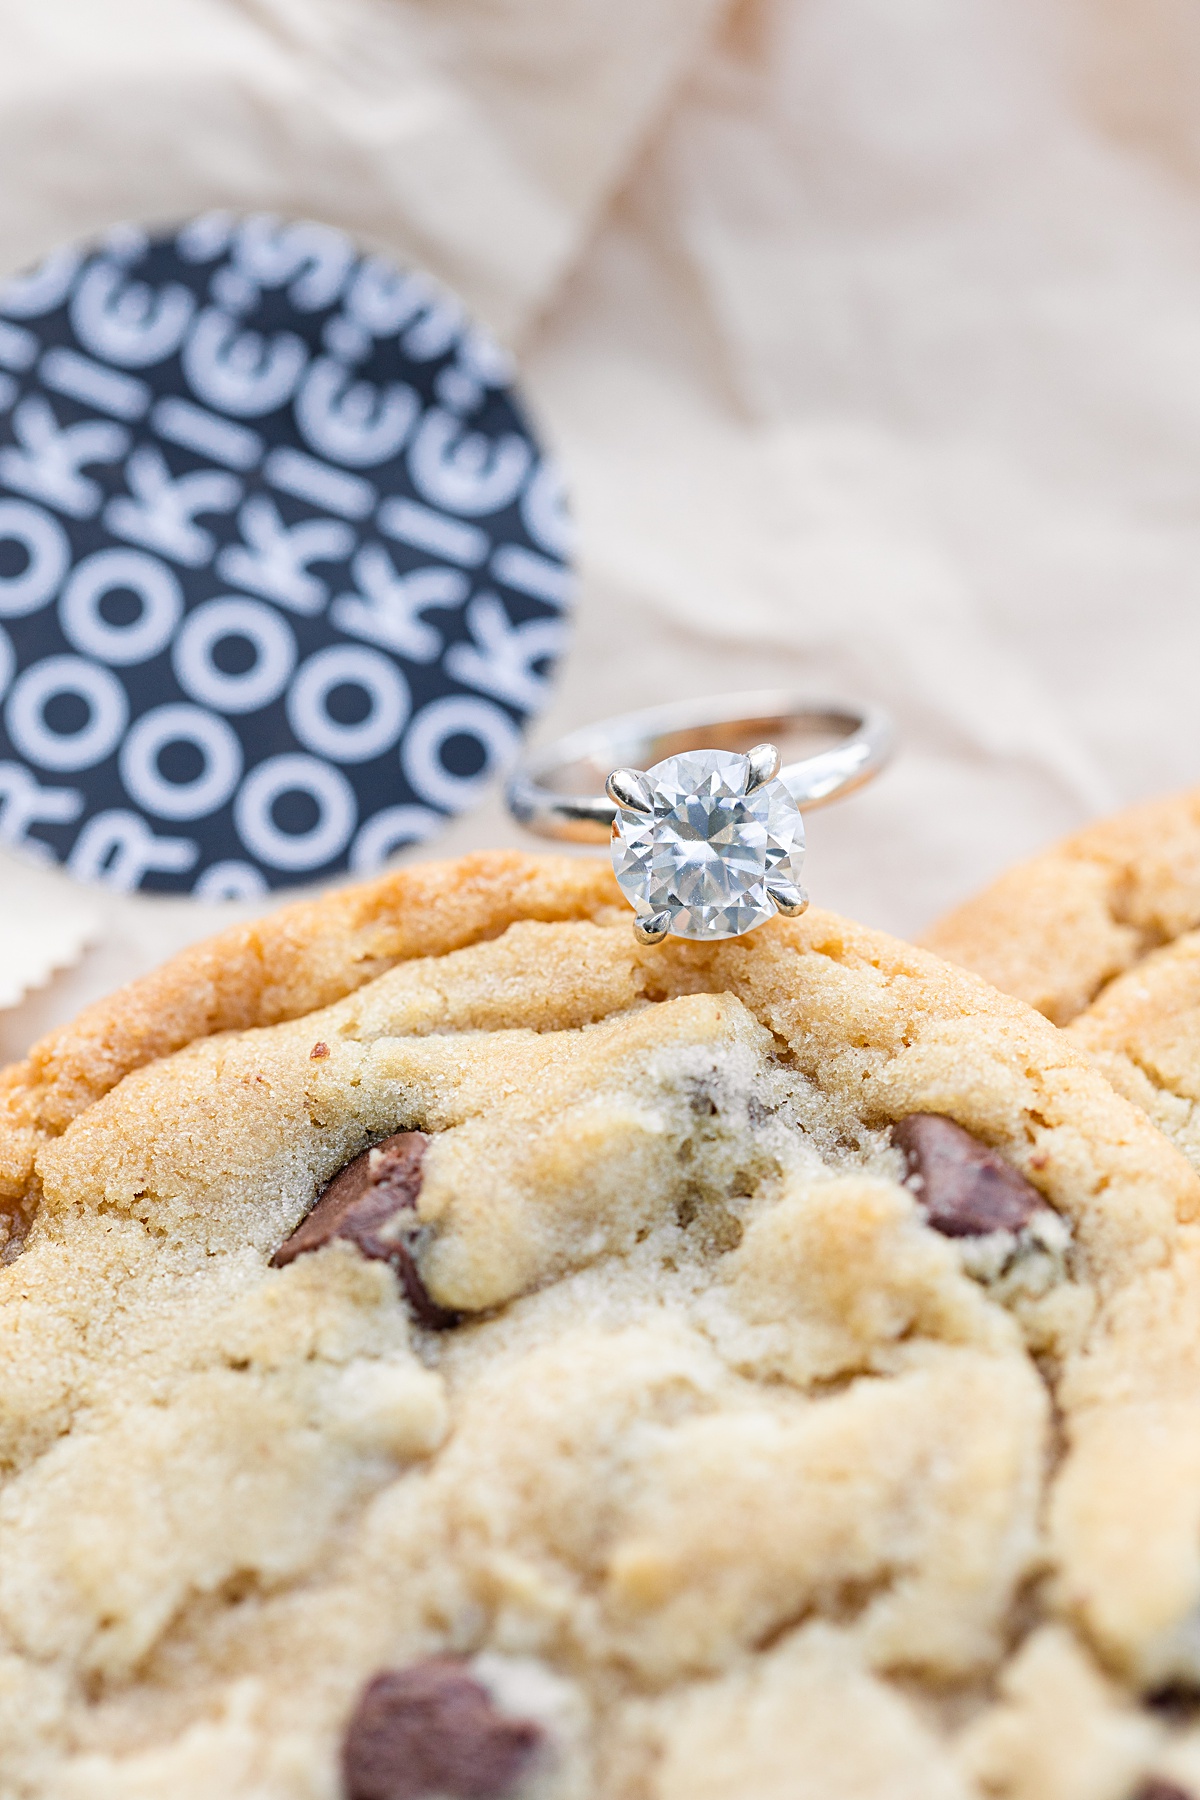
505,692,894,943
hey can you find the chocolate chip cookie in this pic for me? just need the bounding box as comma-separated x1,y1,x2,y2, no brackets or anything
924,789,1200,1198
924,786,1200,1029
4,851,1200,1799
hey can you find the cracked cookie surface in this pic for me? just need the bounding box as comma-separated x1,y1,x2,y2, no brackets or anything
3,854,1200,1799
924,790,1200,1205
923,786,1200,1029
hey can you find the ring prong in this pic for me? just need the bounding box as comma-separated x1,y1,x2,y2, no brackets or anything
633,910,672,946
767,881,808,918
744,742,781,793
606,767,655,814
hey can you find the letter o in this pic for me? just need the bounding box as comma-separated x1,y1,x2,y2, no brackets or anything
6,656,128,771
350,804,441,872
400,694,520,812
60,549,183,666
173,596,296,714
193,859,268,900
286,644,409,763
119,703,243,820
234,753,356,871
0,500,70,619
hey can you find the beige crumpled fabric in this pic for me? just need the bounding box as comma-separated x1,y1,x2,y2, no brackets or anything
0,0,725,1047
5,0,1200,1053
0,0,723,338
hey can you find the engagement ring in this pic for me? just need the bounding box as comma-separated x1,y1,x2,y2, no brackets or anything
506,692,893,944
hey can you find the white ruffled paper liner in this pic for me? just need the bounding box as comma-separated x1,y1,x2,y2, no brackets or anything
0,850,99,1011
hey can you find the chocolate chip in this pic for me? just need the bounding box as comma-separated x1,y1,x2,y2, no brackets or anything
1133,1782,1195,1800
1146,1681,1200,1723
342,1659,542,1800
0,1204,31,1266
311,1041,330,1060
272,1132,460,1330
892,1113,1042,1237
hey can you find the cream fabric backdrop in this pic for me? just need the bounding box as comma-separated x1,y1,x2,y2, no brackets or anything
1,0,1198,1056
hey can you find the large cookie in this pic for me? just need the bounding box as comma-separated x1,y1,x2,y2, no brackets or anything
4,852,1200,1798
923,786,1200,1029
0,849,623,1204
925,790,1200,1192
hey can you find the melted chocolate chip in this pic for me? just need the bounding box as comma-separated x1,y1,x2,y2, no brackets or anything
1146,1681,1200,1723
1134,1782,1195,1800
272,1133,459,1329
342,1659,542,1800
892,1113,1042,1237
0,1204,30,1266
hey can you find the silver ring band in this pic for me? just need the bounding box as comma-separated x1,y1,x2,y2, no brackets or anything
506,691,894,846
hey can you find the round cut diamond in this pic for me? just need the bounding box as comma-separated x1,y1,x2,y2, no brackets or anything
610,748,806,940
